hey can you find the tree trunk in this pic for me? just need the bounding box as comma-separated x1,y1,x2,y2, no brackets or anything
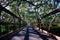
48,14,57,31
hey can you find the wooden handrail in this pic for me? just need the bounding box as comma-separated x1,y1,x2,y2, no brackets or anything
0,4,19,18
41,8,60,19
0,4,27,24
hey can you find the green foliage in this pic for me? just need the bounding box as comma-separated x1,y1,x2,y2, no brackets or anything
1,25,6,32
1,0,60,36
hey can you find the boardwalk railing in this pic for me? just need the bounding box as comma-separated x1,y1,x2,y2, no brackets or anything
0,4,27,37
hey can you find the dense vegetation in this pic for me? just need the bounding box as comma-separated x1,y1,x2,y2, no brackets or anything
0,0,60,36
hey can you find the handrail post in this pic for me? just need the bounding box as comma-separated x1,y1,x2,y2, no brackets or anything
37,18,41,30
13,17,16,30
18,18,21,28
5,25,9,33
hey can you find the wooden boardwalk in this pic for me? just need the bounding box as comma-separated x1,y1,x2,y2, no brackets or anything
10,25,55,40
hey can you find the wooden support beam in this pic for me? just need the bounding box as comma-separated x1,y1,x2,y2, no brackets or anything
0,4,26,24
41,8,60,19
0,4,19,18
0,22,19,25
